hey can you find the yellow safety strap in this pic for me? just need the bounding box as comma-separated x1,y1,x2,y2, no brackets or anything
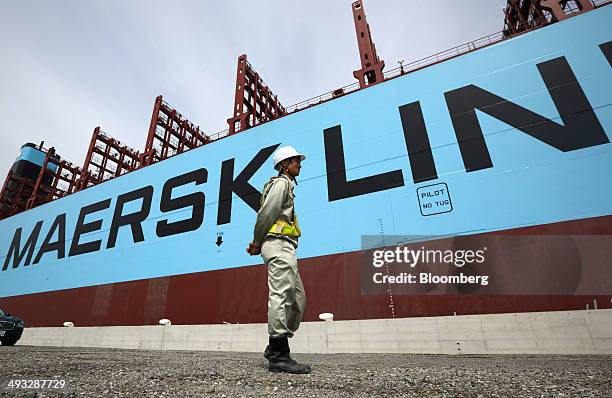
268,214,301,237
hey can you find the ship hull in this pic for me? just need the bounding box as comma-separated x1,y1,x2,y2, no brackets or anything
1,7,611,327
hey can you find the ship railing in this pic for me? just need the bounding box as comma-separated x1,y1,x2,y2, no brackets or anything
207,128,230,142
284,82,361,114
374,15,554,81
283,16,553,114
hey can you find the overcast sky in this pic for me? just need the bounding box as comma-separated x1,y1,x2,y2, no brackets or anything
0,0,507,180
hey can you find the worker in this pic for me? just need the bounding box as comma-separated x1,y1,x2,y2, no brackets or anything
246,145,311,374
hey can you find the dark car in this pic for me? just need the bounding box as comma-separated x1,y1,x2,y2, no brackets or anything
0,308,24,346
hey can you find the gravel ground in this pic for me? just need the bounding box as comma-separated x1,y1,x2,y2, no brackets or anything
0,346,610,397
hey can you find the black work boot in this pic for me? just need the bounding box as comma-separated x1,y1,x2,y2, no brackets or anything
267,336,311,374
263,344,271,360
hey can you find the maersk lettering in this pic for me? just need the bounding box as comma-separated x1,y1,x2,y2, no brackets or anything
156,168,207,237
107,186,154,249
68,199,111,257
600,41,612,67
217,144,279,225
399,101,438,184
445,56,608,173
33,213,66,264
324,125,405,201
2,44,610,271
2,221,44,271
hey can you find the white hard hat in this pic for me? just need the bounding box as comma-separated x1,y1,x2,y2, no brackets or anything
273,146,306,169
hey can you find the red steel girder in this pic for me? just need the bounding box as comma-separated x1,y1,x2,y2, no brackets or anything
26,147,60,210
503,0,595,36
351,0,385,88
27,154,81,210
0,143,80,218
47,159,81,201
227,54,286,135
540,0,594,21
0,170,11,218
76,126,140,191
0,170,34,219
140,95,209,167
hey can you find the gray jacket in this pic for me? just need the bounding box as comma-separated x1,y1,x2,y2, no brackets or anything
253,174,298,248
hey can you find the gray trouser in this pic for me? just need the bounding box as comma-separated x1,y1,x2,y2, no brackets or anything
261,237,306,338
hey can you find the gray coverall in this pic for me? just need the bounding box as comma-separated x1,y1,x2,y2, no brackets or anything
253,174,306,338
